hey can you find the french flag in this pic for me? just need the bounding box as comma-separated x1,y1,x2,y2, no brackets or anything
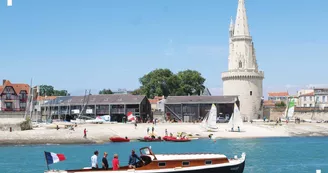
44,151,66,164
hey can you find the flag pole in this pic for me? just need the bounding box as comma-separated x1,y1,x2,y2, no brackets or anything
44,151,50,170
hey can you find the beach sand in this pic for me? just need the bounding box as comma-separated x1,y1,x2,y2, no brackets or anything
1,122,328,145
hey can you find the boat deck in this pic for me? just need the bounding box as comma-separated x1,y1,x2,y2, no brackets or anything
154,154,227,161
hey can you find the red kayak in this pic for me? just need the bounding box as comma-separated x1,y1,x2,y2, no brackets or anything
110,137,130,142
163,136,177,141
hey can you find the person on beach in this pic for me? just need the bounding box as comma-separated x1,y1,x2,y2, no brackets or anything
165,129,168,136
56,125,59,130
91,150,99,169
134,122,137,129
102,152,109,170
84,128,87,138
238,126,240,132
112,154,120,170
128,150,144,168
147,127,149,134
152,126,154,133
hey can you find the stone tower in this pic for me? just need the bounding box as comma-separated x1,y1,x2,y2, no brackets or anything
221,0,264,121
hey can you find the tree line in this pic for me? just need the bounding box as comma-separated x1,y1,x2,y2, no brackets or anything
94,69,206,99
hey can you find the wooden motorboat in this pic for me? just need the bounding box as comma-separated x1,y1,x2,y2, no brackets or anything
138,136,163,142
109,137,130,142
44,146,246,173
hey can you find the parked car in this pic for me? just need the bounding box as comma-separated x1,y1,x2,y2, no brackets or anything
216,116,229,123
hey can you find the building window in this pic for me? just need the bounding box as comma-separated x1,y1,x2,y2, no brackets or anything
310,104,312,107
239,61,242,68
323,96,326,102
304,97,306,101
250,91,252,96
303,104,306,107
6,93,11,100
158,162,166,167
5,102,12,109
182,161,190,166
205,160,212,165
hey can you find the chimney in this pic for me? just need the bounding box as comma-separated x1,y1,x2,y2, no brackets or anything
3,79,6,85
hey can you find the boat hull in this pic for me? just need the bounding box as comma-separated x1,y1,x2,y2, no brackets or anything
45,159,245,173
109,137,130,142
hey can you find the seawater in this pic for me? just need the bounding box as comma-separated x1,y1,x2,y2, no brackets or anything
1,137,328,173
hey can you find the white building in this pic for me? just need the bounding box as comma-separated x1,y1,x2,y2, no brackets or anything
221,0,264,121
298,88,328,108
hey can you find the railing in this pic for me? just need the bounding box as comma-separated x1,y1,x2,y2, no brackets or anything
111,108,125,114
96,109,109,115
0,108,26,112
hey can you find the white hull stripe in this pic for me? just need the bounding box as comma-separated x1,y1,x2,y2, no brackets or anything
45,158,245,173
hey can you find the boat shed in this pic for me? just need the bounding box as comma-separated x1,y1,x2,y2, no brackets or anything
164,96,239,122
40,94,151,122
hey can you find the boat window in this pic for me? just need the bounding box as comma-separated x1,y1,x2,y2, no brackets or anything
158,162,166,167
182,161,190,166
205,160,212,165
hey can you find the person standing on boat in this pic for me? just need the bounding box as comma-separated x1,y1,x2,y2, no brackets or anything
102,152,109,170
91,150,99,169
128,150,144,168
112,154,120,170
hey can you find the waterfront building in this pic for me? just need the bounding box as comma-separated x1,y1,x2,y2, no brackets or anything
164,96,239,122
268,92,289,104
221,0,264,121
40,94,151,122
298,88,328,108
0,80,30,112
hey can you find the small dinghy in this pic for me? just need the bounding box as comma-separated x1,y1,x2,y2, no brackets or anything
138,136,163,142
109,137,130,142
163,136,191,142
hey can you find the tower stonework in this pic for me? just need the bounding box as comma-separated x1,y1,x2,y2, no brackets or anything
221,0,264,121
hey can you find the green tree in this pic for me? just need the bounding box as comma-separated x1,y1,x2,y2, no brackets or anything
138,68,206,98
275,101,286,107
131,88,142,95
39,85,68,96
99,88,113,94
39,85,54,96
139,69,175,98
177,70,205,95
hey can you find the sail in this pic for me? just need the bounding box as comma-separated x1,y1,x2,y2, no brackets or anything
228,103,243,130
286,99,295,118
201,111,209,128
207,104,218,129
233,103,243,129
227,113,234,129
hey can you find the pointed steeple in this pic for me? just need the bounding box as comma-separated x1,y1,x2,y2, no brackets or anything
233,0,250,36
229,16,234,31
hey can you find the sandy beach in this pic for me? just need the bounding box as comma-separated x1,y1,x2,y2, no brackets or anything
1,122,328,145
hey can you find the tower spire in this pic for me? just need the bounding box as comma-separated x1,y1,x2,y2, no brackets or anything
234,0,250,36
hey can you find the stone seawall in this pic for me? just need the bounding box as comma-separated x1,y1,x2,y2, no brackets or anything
264,107,328,121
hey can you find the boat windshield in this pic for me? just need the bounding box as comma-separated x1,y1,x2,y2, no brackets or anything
140,147,151,155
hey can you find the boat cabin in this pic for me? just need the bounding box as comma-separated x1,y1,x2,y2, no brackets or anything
64,147,231,172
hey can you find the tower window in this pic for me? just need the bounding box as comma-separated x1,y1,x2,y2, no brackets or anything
239,61,242,68
250,91,252,96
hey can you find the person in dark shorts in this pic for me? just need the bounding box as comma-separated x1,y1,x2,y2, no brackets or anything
102,152,109,170
128,150,144,168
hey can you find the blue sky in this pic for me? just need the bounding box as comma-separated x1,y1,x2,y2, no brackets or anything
0,0,328,96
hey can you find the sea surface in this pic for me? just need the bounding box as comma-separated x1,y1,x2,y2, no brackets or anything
1,137,328,173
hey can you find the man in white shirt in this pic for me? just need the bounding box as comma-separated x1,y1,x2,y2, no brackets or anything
91,150,99,169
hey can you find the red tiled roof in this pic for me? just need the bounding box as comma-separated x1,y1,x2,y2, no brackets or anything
36,96,57,101
0,80,30,95
149,99,158,104
268,92,289,97
264,100,275,106
300,92,314,96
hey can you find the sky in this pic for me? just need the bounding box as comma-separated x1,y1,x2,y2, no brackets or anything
0,0,328,97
